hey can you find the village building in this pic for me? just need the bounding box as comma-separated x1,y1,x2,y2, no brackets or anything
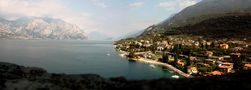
194,41,200,48
157,46,165,51
233,47,244,52
189,56,197,61
219,43,229,50
218,62,234,73
244,63,251,70
217,57,225,61
230,53,241,60
196,63,210,68
187,66,198,75
177,60,185,67
205,59,216,65
205,51,214,57
206,42,212,46
142,43,152,48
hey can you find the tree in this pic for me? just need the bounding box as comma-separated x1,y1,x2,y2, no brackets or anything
233,55,244,71
128,51,135,58
205,44,209,49
162,52,169,63
174,53,178,63
186,54,191,66
210,41,215,48
208,65,217,72
198,67,208,74
172,44,179,53
183,47,192,56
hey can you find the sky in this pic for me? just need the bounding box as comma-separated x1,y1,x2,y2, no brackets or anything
0,0,201,38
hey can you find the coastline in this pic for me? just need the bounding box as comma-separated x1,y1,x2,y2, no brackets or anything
116,49,193,78
130,57,193,78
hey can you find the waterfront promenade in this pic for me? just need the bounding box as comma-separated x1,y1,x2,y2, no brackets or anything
130,57,193,78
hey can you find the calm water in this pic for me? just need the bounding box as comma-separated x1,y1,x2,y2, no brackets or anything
0,40,176,80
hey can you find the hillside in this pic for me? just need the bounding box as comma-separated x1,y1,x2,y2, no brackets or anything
170,13,251,39
0,17,87,40
161,0,251,28
139,0,251,39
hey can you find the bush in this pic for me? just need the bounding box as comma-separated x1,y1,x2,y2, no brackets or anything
198,67,208,73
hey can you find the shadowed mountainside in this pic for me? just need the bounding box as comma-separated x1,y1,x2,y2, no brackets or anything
171,13,251,39
139,0,251,39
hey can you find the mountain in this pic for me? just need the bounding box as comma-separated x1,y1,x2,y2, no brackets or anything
139,0,251,39
115,30,145,40
161,0,251,27
0,17,87,40
88,31,113,40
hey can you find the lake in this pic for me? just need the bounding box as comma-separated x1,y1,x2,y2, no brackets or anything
0,40,176,80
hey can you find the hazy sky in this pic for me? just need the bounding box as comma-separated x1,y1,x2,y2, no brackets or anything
0,0,201,38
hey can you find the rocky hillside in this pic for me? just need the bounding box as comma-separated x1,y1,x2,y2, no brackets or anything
0,17,87,40
1,61,251,90
139,0,251,39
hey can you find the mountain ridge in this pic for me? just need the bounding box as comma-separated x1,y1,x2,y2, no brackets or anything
138,0,251,39
0,17,87,40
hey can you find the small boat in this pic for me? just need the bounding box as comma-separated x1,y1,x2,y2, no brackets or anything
119,54,125,57
106,53,111,56
169,71,174,73
149,64,156,68
171,75,180,79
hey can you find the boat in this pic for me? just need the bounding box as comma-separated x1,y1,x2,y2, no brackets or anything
171,75,180,79
106,53,111,56
169,71,174,73
149,64,156,68
119,54,126,57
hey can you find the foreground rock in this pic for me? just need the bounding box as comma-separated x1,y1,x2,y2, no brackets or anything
0,62,251,90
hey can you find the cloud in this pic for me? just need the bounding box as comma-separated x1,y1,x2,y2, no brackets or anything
91,0,108,8
157,0,198,11
129,2,144,8
94,2,108,8
0,0,97,32
0,0,64,19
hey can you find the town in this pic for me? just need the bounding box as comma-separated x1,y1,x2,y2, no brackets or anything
114,35,251,77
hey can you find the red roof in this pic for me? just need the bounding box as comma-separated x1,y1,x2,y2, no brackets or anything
244,64,251,68
211,71,224,75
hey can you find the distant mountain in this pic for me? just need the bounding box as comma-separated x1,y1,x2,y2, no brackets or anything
0,17,87,40
115,30,145,40
139,0,251,39
88,31,113,40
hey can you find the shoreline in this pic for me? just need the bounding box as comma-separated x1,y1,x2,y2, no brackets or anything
116,49,193,78
130,57,193,78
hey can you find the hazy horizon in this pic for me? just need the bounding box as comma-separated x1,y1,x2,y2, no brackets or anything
0,0,201,39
